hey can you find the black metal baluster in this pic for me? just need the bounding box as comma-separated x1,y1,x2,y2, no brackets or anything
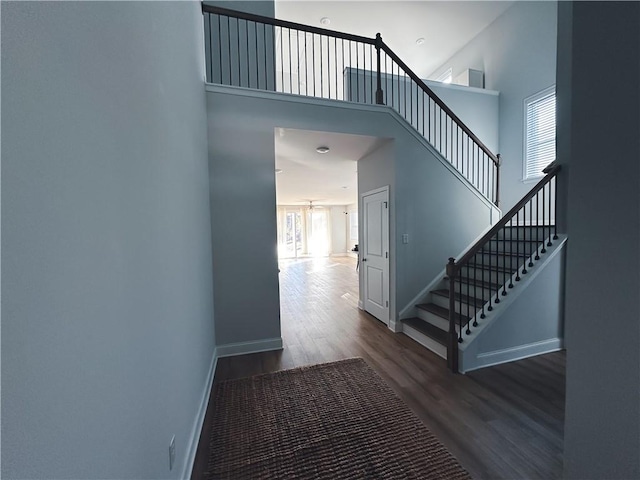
554,176,559,239
319,34,323,97
254,22,259,89
334,38,338,100
502,225,508,296
547,181,553,246
541,185,547,254
327,37,331,99
522,206,528,274
370,45,373,104
245,20,250,88
294,29,299,94
535,192,541,260
263,23,267,89
467,266,473,334
236,18,242,86
508,219,514,289
312,34,316,97
302,33,307,96
207,14,213,83
516,211,521,281
494,232,501,304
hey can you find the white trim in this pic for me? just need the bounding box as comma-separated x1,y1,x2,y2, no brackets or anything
216,337,283,358
180,349,218,480
358,300,364,310
462,338,563,372
206,84,499,213
388,317,402,333
360,186,390,326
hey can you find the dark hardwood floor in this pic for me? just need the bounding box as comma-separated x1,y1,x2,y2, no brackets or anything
192,256,565,479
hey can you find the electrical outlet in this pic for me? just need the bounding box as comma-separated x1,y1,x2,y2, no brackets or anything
169,435,176,471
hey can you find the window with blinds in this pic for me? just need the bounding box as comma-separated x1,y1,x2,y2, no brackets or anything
524,86,556,180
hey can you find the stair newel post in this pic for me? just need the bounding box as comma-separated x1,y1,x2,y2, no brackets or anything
375,33,384,105
446,258,459,373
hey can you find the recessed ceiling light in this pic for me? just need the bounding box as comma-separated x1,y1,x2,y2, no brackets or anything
275,169,283,174
316,146,330,154
320,17,331,26
416,37,425,46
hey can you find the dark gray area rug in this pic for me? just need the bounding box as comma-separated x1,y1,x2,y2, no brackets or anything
205,358,471,479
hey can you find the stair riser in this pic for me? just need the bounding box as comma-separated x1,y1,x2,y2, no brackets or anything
459,267,513,285
472,253,528,269
431,294,484,315
495,227,554,241
485,240,542,256
416,309,462,333
453,281,499,301
485,240,540,255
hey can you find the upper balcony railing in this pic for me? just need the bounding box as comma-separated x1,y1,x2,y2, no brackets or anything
202,4,501,205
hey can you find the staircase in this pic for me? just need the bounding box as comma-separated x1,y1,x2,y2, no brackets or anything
201,5,564,373
401,164,563,372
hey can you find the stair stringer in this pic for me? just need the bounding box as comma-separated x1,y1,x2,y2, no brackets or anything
457,235,567,373
397,219,502,325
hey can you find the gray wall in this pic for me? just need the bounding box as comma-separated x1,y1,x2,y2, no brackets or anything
559,2,640,479
430,1,557,211
460,239,566,372
207,88,496,331
2,3,215,479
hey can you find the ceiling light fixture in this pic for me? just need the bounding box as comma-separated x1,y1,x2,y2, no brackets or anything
275,169,283,174
316,146,330,154
416,37,425,46
320,17,331,26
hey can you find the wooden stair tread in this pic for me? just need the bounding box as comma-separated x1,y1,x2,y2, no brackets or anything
465,263,518,273
416,303,470,322
402,317,448,345
432,289,484,306
479,249,530,257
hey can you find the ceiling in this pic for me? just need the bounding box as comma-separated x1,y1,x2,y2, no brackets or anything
273,1,514,205
275,1,514,79
275,128,385,206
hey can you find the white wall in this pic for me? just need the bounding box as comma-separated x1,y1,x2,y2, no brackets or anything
330,206,348,255
558,3,640,478
430,1,557,211
2,2,215,479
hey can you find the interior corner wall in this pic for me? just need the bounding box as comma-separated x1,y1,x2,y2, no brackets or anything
559,2,640,479
429,1,558,211
2,3,215,479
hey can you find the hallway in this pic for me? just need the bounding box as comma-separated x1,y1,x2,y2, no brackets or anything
192,256,565,479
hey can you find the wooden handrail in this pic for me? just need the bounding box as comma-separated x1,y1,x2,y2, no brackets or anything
451,164,560,272
202,4,376,45
379,40,500,167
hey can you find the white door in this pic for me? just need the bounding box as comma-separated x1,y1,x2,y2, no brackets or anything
362,187,389,324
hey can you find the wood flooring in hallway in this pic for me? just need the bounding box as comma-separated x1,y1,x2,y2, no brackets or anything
192,256,565,480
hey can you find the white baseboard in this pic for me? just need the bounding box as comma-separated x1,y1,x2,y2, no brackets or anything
462,338,563,373
181,348,218,480
388,317,402,333
358,300,364,310
216,337,283,358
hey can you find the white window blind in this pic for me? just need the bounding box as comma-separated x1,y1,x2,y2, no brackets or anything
524,87,556,180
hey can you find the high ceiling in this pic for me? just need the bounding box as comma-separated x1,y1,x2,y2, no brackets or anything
275,1,514,79
273,1,515,206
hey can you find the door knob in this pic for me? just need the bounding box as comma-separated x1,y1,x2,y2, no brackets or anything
362,258,367,262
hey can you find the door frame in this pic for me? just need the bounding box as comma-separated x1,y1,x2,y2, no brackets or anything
359,185,390,325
